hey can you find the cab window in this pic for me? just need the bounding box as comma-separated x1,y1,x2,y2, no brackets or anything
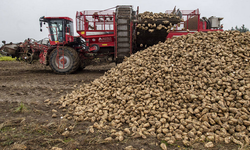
66,21,74,36
48,20,64,42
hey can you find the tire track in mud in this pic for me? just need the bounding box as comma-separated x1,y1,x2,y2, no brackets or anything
0,61,115,104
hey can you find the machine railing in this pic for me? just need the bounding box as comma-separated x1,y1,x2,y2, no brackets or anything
76,8,117,50
165,9,202,31
76,9,116,37
166,9,223,39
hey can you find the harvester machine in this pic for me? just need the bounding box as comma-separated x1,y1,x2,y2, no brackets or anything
0,39,50,64
1,5,223,74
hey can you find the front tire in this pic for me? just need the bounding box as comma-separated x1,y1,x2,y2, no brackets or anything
49,46,80,74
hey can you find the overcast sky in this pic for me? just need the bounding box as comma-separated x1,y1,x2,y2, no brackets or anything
0,0,249,43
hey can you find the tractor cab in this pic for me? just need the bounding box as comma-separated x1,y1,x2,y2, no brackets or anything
39,16,74,45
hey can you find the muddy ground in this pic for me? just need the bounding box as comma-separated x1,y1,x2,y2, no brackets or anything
0,61,244,150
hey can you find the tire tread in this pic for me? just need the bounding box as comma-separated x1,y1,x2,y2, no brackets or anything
49,46,80,74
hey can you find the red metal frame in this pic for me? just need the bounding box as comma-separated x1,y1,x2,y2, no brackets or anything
65,26,74,43
44,17,74,46
114,21,117,58
34,43,49,65
19,39,49,65
44,17,73,22
76,9,116,49
56,44,66,69
165,9,223,38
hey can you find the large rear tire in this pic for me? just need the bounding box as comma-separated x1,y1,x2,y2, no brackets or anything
49,46,80,74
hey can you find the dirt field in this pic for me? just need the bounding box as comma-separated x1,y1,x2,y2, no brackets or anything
0,61,243,150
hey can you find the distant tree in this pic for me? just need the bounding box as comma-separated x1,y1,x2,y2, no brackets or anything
231,24,249,32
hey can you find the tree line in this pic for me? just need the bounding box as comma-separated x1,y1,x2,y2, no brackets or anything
231,24,249,32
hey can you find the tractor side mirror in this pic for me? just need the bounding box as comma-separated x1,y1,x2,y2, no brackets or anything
40,22,42,32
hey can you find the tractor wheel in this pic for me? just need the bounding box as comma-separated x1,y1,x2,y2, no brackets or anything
90,44,100,52
49,46,80,74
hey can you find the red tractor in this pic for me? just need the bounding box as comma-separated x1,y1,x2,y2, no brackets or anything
37,6,137,73
1,6,223,74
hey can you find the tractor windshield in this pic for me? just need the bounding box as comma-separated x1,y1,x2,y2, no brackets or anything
48,20,64,42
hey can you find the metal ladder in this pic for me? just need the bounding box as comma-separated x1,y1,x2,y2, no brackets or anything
116,5,133,63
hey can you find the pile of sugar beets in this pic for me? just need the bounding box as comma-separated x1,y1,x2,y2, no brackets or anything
54,30,250,147
136,11,182,49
